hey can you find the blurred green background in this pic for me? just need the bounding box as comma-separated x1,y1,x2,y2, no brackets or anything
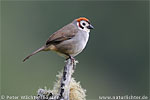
1,1,149,100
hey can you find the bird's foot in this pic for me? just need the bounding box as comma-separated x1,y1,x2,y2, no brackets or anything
69,56,79,70
65,56,79,70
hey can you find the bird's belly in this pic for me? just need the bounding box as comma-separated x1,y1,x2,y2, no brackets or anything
70,40,86,56
56,32,89,57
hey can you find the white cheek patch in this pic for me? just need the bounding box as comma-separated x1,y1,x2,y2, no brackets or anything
84,28,90,33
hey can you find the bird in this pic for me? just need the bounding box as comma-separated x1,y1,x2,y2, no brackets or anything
23,17,94,62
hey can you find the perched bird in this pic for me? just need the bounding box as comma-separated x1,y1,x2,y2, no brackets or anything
23,17,94,62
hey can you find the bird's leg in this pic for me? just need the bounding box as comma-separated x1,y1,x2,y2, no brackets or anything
69,56,78,70
69,56,75,62
65,55,75,63
65,54,78,70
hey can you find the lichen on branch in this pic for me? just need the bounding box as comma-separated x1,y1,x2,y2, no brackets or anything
36,59,86,100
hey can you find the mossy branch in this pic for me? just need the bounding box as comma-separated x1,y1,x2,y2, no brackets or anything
35,58,86,100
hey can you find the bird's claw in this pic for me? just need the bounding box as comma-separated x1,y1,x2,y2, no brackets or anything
65,56,79,70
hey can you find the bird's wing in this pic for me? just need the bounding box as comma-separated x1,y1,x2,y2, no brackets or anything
46,23,78,45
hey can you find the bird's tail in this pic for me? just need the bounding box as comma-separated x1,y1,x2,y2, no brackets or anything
23,46,45,62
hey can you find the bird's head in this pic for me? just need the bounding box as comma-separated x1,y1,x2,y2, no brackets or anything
73,17,94,32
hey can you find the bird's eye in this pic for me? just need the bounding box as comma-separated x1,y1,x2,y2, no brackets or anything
82,23,86,26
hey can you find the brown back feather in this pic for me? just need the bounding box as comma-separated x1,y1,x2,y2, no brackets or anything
46,23,78,45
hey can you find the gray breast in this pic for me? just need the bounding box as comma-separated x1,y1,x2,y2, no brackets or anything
69,30,89,56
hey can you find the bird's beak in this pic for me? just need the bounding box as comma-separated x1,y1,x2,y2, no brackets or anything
87,24,94,29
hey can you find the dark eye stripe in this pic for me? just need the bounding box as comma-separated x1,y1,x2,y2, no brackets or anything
79,22,84,29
